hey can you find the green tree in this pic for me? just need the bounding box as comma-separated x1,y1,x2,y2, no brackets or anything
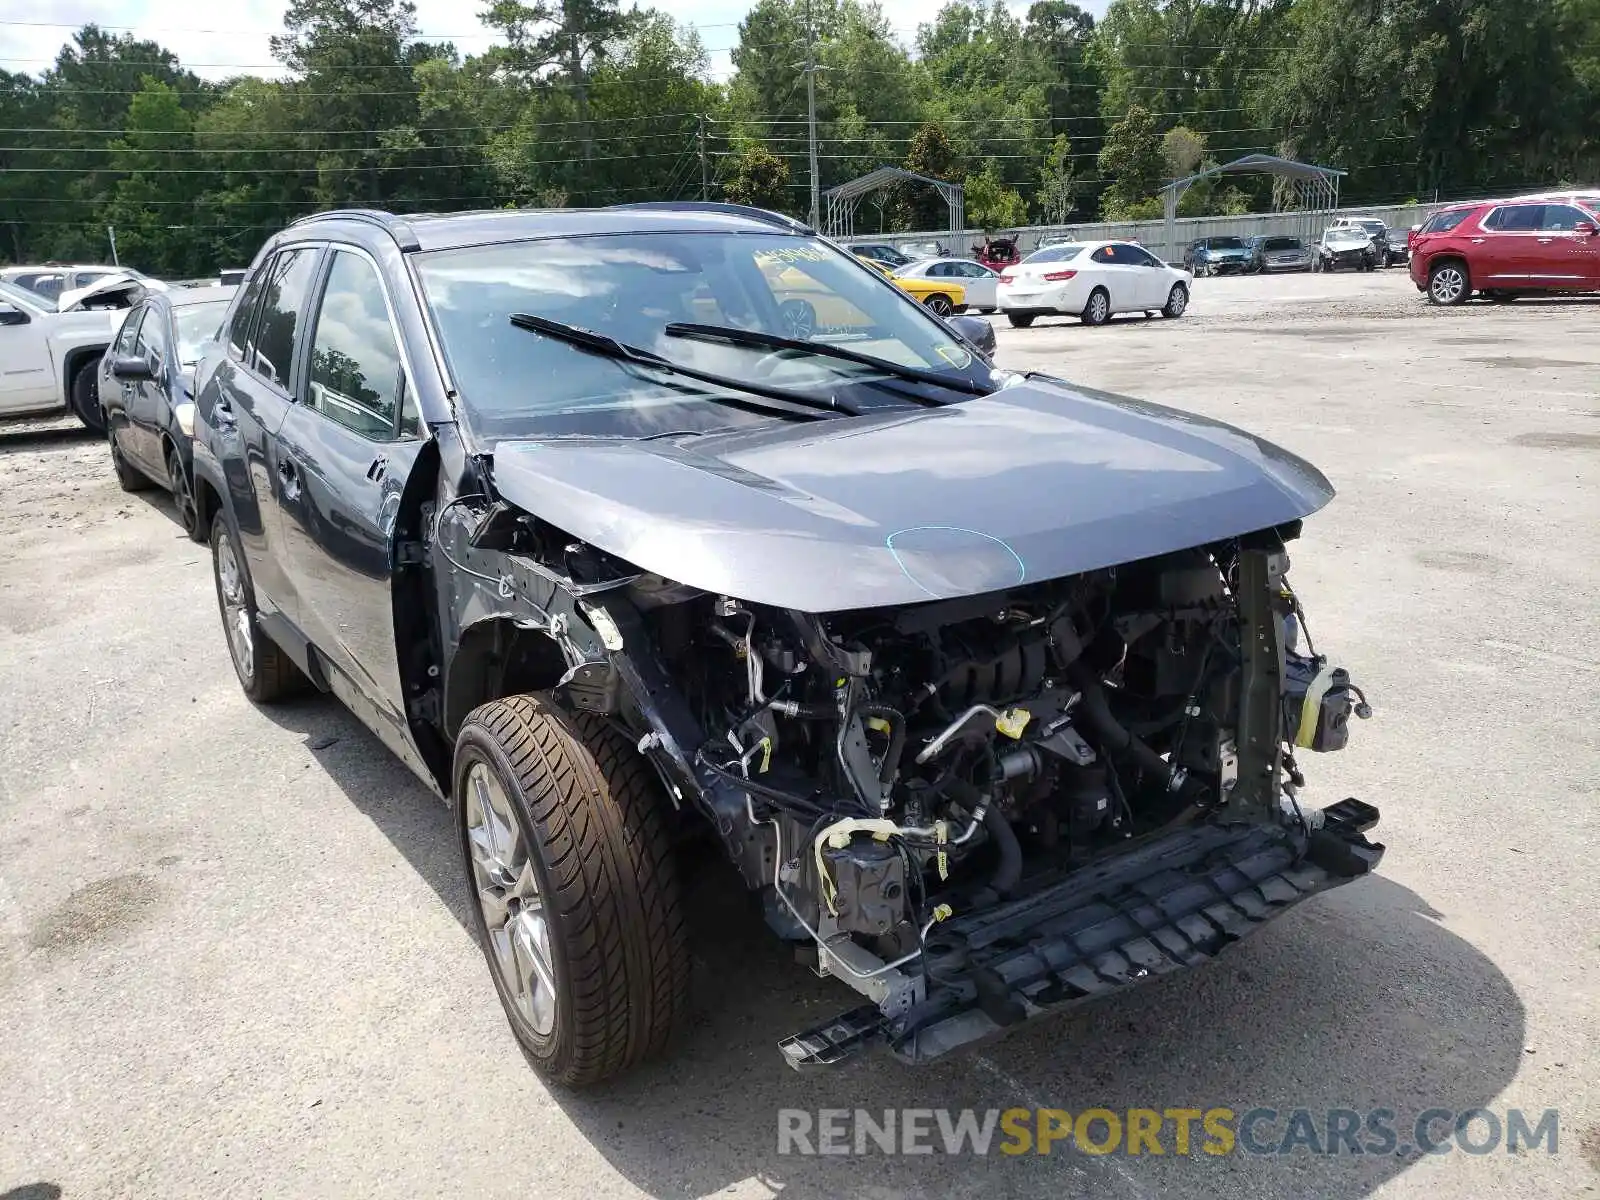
1096,102,1164,218
897,122,962,230
1036,133,1078,224
724,142,791,210
964,158,1028,229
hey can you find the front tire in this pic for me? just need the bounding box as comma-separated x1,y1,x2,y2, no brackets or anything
456,695,690,1087
210,512,306,702
1006,313,1035,328
71,363,105,434
1427,261,1469,306
1081,287,1111,326
1161,283,1188,318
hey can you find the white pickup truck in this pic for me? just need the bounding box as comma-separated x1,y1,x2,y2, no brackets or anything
0,275,156,433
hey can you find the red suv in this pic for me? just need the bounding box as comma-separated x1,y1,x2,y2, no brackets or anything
1409,198,1600,304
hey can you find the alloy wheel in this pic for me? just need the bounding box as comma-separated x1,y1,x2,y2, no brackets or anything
465,762,558,1037
925,295,953,317
1088,292,1109,324
214,529,255,683
169,450,197,536
1429,265,1466,305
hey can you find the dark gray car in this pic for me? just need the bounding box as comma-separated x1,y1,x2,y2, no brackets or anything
189,202,1380,1088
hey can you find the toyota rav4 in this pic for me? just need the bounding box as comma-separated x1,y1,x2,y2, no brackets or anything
190,203,1381,1087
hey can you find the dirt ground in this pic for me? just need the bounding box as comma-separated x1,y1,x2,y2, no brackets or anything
1,269,1596,1200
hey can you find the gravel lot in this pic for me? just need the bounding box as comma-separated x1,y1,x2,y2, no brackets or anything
2,269,1596,1200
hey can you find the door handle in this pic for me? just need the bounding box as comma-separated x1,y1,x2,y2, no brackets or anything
1538,238,1554,244
213,396,237,429
365,456,387,483
1471,238,1486,244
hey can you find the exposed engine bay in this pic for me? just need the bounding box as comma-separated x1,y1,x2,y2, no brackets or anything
587,532,1377,1061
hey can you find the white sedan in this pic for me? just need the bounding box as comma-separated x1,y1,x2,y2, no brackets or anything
996,240,1192,327
892,257,1001,313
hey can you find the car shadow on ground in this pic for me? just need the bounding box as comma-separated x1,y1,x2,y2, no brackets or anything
0,423,94,453
257,696,1526,1200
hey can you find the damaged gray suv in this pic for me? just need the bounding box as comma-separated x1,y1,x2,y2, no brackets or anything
190,203,1381,1086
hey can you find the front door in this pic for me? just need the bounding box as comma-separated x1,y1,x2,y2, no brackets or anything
1531,204,1600,288
124,306,173,478
0,293,57,414
275,247,424,724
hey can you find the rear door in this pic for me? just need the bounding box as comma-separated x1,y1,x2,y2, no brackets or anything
953,260,998,309
1087,243,1143,311
207,244,325,621
1472,204,1538,284
275,246,424,722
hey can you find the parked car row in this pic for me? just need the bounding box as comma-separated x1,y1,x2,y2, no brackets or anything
0,272,161,432
89,200,1378,1089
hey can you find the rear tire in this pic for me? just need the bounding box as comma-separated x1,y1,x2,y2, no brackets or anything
923,294,954,317
168,444,204,542
70,363,105,434
1006,313,1035,328
210,512,307,703
1081,287,1111,326
1427,260,1469,306
456,694,691,1087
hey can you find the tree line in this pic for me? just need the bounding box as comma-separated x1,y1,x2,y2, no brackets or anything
2,0,1596,275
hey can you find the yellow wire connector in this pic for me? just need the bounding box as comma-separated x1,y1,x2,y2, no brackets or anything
994,707,1031,739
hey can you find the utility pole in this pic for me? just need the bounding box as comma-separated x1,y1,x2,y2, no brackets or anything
805,0,820,228
107,225,119,266
698,114,709,200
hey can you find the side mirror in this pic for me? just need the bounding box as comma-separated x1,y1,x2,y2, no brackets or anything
111,354,155,382
945,313,996,361
1576,221,1597,237
0,302,28,327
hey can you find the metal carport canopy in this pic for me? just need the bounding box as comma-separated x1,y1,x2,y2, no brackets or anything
1159,153,1346,261
821,166,964,244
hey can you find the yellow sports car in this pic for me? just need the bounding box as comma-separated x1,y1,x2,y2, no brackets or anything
887,269,966,317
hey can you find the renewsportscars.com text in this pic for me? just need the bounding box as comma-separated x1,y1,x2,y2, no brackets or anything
776,1107,1561,1157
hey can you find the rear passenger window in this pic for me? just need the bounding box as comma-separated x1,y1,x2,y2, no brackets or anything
305,250,404,440
1485,205,1541,232
248,248,320,389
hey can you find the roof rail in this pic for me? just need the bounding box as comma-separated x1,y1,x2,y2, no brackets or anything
608,201,812,234
288,208,420,251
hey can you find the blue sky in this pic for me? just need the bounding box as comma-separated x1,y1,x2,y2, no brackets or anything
0,0,1109,83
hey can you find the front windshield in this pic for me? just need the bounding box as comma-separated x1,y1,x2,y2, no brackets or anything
175,301,231,363
1327,229,1366,244
415,231,991,440
1210,237,1246,250
1262,237,1299,251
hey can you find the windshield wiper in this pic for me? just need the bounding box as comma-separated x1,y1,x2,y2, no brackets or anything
663,322,991,397
508,313,862,418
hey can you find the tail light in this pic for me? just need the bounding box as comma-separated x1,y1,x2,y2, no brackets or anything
1042,270,1077,282
998,273,1014,284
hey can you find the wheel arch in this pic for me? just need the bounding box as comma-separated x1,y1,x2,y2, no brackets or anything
443,617,571,743
60,344,106,407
